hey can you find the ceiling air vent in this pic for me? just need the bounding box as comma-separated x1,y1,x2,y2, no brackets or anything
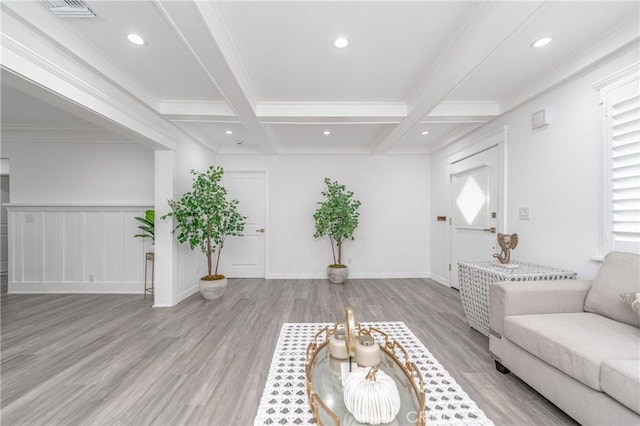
41,0,96,18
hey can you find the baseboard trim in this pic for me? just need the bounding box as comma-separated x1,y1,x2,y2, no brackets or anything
266,272,430,280
8,281,144,294
429,274,450,287
177,286,199,303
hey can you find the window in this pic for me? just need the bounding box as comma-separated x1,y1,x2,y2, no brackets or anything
599,69,640,255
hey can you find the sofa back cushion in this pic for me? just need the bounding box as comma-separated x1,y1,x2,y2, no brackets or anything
584,251,640,327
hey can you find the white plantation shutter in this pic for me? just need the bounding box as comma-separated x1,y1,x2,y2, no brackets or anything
604,77,640,254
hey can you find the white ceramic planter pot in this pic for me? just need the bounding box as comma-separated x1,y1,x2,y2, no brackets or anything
198,276,227,299
327,266,348,284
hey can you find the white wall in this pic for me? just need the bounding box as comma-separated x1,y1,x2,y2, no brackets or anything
2,142,153,203
430,47,639,282
216,155,431,279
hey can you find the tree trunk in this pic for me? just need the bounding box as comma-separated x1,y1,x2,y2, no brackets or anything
337,242,342,265
206,225,212,276
329,236,337,264
214,242,223,276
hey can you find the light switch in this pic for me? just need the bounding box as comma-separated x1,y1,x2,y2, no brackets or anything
519,207,531,221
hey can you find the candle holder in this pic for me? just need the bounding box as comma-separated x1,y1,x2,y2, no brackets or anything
355,334,380,367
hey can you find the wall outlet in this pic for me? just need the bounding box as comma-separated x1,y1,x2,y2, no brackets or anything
519,206,531,220
88,274,94,282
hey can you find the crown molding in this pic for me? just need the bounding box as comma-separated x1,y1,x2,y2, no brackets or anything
593,61,640,91
159,100,236,116
256,102,407,118
499,19,640,113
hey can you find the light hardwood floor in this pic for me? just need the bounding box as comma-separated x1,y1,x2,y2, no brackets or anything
1,277,577,425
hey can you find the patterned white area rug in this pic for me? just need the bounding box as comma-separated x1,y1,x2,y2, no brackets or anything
254,322,494,425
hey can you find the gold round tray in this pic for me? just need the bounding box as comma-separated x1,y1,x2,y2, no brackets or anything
305,308,426,426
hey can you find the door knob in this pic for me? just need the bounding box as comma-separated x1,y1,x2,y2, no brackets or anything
256,228,265,233
483,227,496,233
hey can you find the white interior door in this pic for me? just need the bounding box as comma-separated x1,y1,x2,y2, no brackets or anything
219,171,266,278
450,147,499,289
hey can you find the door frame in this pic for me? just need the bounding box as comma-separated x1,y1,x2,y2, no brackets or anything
224,169,269,278
447,125,508,287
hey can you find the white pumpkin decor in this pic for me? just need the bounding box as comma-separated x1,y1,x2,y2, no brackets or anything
343,366,401,425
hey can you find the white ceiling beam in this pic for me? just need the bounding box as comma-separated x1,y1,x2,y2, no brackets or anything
0,8,183,151
155,1,277,154
428,101,499,117
256,102,407,118
160,100,236,117
372,1,545,154
259,117,403,124
275,145,374,155
1,1,162,112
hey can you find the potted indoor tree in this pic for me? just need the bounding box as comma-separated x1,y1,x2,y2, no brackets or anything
163,166,246,299
313,177,361,284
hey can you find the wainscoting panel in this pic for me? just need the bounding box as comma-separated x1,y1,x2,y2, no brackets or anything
64,211,83,283
44,211,63,282
7,205,153,293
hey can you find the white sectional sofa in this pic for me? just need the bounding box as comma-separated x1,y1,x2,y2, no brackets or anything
489,251,640,425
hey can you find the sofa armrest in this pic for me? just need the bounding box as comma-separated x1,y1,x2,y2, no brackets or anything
489,279,592,336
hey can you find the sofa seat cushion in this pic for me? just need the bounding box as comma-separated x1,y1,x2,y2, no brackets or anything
503,312,640,391
601,360,640,415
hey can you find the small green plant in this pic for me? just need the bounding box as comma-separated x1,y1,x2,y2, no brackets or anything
162,166,246,280
313,178,361,266
134,209,155,242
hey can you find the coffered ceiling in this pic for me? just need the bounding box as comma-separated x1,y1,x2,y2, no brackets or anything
1,1,638,154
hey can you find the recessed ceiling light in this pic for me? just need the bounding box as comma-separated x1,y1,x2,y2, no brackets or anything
323,130,331,135
334,37,349,49
225,130,233,135
531,36,552,48
127,33,145,46
421,131,429,135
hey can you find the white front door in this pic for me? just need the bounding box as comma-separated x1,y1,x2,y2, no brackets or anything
219,171,266,278
450,147,499,289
